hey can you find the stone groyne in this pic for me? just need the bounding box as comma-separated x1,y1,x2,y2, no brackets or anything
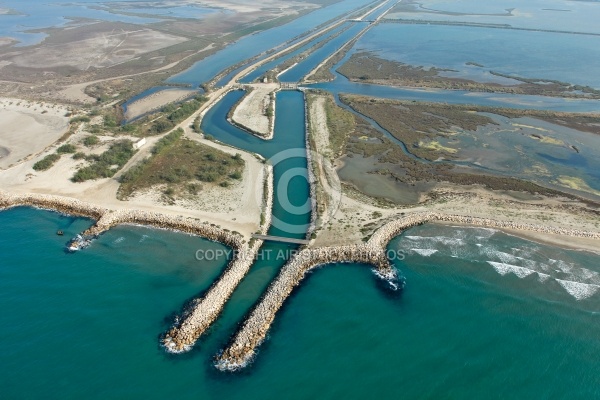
161,165,274,352
0,191,106,220
368,212,600,249
82,209,243,249
0,190,249,250
215,243,394,371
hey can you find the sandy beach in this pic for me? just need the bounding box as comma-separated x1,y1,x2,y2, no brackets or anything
0,98,70,169
0,112,266,238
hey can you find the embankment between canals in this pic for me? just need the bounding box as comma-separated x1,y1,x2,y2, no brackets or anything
215,211,600,370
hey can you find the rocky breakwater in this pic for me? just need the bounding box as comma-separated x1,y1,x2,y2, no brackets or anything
215,242,394,371
82,209,243,248
369,211,600,249
0,190,107,220
162,166,274,352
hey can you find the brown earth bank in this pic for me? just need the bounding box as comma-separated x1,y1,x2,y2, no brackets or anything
338,52,600,99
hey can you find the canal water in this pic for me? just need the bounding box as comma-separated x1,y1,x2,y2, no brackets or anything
166,0,376,87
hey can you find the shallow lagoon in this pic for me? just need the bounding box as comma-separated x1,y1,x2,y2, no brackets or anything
448,114,600,197
0,0,165,46
349,23,600,89
385,0,600,34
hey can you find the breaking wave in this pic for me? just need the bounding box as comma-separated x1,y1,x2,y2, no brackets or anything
410,248,438,257
400,225,600,301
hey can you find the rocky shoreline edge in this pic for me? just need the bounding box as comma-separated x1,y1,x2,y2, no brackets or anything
214,211,600,370
0,190,245,249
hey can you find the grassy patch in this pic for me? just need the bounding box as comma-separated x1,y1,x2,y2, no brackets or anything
123,95,207,137
83,135,99,147
323,94,354,158
118,131,244,199
72,140,135,182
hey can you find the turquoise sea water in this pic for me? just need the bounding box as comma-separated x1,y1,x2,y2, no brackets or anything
2,209,600,399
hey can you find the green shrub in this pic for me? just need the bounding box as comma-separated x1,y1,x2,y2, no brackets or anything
149,119,174,134
57,144,76,154
83,135,99,147
33,154,61,171
72,152,86,160
69,116,90,124
187,183,201,194
103,115,117,128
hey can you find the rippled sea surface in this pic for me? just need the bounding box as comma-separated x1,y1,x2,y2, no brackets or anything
2,208,599,399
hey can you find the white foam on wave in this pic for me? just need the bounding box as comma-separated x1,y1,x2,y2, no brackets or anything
411,248,438,257
555,279,600,300
487,261,535,279
537,272,551,283
113,236,125,244
549,259,574,274
404,235,464,246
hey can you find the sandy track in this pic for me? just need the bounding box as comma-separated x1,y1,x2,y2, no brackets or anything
231,84,277,137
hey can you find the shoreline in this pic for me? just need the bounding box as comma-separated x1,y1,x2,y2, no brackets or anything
435,221,600,256
0,190,244,248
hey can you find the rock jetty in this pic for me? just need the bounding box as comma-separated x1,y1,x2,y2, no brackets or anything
82,209,243,249
215,210,600,370
161,165,274,352
215,242,394,371
0,190,106,220
368,211,600,249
